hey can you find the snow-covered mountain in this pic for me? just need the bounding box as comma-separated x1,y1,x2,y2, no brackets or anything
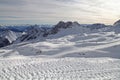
0,21,116,48
0,24,53,47
0,30,18,47
113,19,120,33
0,24,30,32
113,19,120,26
16,21,111,43
1,20,120,57
1,20,120,48
0,30,17,43
15,21,81,42
15,25,52,42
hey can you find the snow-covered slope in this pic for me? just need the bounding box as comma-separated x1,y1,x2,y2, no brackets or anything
1,30,120,58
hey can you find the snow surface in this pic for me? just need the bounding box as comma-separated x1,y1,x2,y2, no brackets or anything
0,25,120,80
0,57,120,80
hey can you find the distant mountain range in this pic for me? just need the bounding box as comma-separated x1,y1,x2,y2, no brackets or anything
0,24,53,32
0,20,120,48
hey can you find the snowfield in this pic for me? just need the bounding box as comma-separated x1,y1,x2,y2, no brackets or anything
0,57,120,80
0,25,120,80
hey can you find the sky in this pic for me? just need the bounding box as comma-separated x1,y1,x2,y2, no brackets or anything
0,0,120,25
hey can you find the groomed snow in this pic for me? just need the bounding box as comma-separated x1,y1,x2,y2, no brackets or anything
0,57,120,80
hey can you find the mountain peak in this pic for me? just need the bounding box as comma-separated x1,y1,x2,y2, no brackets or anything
113,19,120,26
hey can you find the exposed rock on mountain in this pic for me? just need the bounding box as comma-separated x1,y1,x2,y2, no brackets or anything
113,19,120,33
16,21,80,42
50,21,80,34
0,37,10,47
17,25,52,42
0,30,17,48
113,19,120,26
86,23,108,30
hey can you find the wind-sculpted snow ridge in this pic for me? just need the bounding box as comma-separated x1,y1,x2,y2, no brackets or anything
0,57,120,80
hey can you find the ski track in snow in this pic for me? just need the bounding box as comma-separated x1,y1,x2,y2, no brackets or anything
0,58,120,80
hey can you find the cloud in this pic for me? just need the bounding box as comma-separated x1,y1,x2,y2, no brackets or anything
0,0,120,24
0,0,26,6
0,16,22,18
55,0,76,4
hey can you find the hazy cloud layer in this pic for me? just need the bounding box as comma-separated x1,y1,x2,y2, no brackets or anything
0,0,120,24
